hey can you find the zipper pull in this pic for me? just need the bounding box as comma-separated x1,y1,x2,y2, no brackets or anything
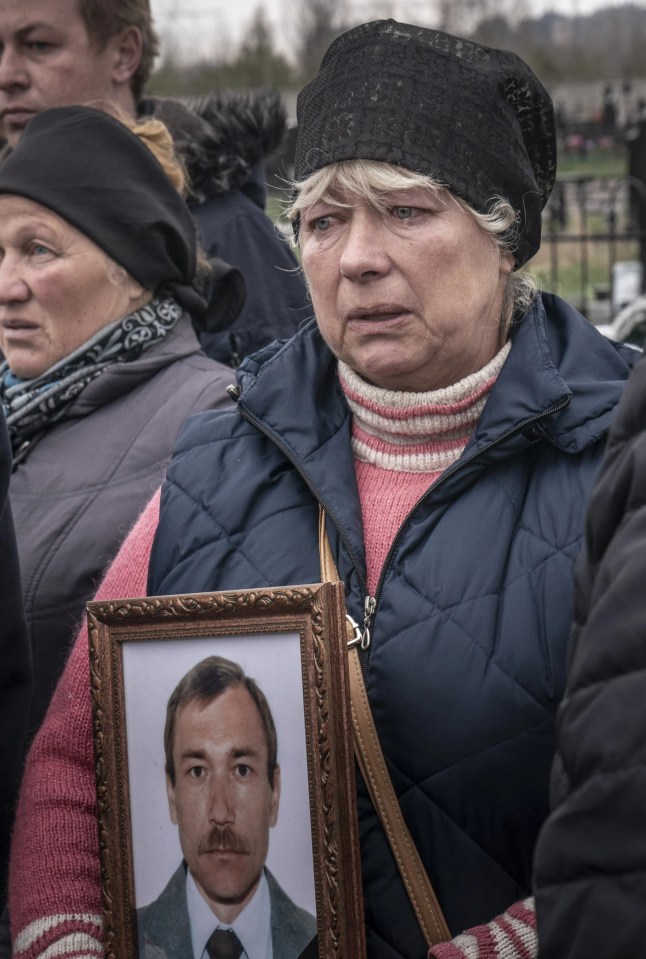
226,384,241,401
362,595,376,650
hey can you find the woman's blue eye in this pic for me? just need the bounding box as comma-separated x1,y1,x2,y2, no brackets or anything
394,207,414,220
313,216,332,232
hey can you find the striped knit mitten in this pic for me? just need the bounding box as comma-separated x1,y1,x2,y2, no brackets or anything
428,897,537,959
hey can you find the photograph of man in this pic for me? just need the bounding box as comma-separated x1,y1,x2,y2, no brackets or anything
137,654,317,959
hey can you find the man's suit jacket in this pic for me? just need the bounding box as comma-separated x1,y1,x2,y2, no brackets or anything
137,863,317,959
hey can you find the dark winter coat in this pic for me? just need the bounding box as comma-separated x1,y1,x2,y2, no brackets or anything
10,317,232,736
142,92,310,366
148,294,634,959
0,409,31,910
534,346,646,959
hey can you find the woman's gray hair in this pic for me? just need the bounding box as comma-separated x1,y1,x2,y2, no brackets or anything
288,160,538,340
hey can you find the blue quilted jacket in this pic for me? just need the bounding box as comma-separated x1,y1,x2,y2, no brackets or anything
149,292,635,959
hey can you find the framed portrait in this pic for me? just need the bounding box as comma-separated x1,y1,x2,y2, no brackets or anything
88,582,366,959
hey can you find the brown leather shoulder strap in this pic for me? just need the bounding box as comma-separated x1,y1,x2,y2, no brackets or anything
318,507,451,947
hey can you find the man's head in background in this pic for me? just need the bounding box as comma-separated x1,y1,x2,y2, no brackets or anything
164,655,281,923
0,0,159,147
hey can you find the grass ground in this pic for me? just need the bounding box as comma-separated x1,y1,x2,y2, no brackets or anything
557,146,627,178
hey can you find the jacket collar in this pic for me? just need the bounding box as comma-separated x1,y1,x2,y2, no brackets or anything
474,291,635,456
235,292,634,561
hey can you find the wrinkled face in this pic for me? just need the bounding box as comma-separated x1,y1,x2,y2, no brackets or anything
166,685,281,925
0,0,129,147
299,186,514,392
0,195,148,378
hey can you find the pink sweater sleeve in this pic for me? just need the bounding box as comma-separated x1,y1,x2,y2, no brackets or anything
428,898,537,959
10,489,161,959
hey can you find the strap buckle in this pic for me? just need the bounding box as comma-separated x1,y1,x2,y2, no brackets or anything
346,615,370,650
346,615,364,649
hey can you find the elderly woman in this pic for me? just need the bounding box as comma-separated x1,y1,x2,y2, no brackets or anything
6,21,637,959
0,105,231,735
147,21,636,958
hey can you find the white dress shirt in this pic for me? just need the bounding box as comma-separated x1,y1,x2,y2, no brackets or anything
187,868,273,959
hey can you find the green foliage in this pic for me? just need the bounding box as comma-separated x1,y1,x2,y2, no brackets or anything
149,57,295,98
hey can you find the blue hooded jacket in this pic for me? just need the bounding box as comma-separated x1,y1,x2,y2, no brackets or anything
149,293,635,958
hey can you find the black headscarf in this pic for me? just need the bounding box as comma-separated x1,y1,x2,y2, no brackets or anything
294,20,557,267
0,105,205,314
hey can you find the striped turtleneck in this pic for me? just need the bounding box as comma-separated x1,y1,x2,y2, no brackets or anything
338,342,511,594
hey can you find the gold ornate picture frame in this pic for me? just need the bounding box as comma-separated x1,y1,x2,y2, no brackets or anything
88,582,365,959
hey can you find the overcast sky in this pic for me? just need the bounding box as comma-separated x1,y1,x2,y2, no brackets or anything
150,0,646,62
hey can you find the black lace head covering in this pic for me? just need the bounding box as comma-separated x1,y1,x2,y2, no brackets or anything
294,19,557,267
0,105,205,314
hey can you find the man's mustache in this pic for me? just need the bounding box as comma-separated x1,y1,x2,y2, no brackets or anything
198,825,249,856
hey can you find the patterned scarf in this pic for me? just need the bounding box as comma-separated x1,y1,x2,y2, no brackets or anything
1,295,183,458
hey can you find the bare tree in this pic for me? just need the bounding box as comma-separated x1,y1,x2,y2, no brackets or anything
434,0,528,37
236,6,293,87
292,0,349,82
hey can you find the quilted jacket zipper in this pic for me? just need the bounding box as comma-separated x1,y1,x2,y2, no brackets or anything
228,383,570,672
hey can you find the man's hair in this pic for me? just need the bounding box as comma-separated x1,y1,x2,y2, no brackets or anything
164,656,279,788
78,0,160,101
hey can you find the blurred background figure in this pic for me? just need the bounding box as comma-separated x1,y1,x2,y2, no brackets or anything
0,105,232,738
601,83,617,139
0,0,310,367
144,89,310,366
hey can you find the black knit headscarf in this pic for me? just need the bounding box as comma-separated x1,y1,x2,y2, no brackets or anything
294,20,557,267
0,105,205,313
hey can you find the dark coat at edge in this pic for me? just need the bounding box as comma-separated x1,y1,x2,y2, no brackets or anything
534,345,646,959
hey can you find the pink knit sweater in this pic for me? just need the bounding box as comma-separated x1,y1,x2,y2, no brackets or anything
9,420,537,958
338,345,510,594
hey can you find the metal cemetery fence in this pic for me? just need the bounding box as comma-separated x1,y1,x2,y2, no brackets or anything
538,173,646,322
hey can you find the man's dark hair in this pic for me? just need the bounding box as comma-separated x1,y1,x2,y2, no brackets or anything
78,0,160,101
164,655,279,788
